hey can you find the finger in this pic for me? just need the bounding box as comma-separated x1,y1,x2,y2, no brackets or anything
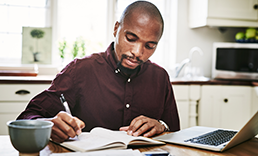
127,115,144,132
52,117,76,137
142,120,165,137
128,116,147,134
143,127,157,137
54,112,78,138
60,112,85,136
132,121,153,137
37,117,69,142
74,117,85,135
119,126,129,131
51,125,69,142
51,131,67,143
128,117,138,128
60,112,79,129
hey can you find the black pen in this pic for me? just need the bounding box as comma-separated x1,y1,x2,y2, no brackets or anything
60,94,72,114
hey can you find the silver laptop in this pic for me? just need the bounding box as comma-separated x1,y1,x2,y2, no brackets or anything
154,111,258,152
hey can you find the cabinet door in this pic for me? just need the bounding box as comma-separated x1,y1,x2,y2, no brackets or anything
176,101,189,129
208,0,258,20
252,87,258,116
220,86,251,129
189,0,258,28
173,85,200,129
0,84,50,135
199,85,252,130
0,102,28,135
172,85,190,129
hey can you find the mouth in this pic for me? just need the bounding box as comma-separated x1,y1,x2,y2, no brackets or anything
121,54,143,69
124,58,139,68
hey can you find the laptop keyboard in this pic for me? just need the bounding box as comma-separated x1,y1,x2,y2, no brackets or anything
184,129,238,146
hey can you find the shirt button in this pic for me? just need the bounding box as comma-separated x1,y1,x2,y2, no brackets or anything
126,104,130,108
127,78,131,82
115,69,120,73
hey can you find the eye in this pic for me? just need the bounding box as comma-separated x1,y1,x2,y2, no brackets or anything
145,43,157,49
126,34,137,42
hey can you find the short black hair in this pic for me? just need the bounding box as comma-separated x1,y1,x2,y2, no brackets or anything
119,1,164,36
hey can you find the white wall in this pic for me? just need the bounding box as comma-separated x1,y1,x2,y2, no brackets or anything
176,0,245,78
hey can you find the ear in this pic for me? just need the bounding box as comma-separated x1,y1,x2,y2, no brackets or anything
113,21,120,37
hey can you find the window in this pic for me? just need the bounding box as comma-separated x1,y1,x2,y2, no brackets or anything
55,0,109,65
0,0,178,77
0,0,51,65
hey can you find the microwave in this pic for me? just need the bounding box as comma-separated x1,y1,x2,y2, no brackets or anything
212,42,258,81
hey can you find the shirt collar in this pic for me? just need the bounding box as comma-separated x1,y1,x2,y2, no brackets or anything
105,42,118,71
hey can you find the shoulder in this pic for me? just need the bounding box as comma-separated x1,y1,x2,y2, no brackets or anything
143,60,169,77
138,60,171,86
76,52,105,64
57,52,106,78
68,52,106,68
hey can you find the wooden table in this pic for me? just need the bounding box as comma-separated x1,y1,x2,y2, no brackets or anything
1,134,258,156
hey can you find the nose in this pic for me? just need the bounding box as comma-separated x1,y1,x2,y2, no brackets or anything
131,43,143,58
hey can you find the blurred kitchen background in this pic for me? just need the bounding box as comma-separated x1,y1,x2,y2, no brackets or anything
0,0,258,135
0,0,250,78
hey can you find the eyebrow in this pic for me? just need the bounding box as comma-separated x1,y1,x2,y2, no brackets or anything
125,31,158,45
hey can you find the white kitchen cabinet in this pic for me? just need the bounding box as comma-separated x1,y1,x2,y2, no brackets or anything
172,85,201,129
172,85,189,130
0,84,50,135
251,86,258,116
189,0,258,28
198,85,252,130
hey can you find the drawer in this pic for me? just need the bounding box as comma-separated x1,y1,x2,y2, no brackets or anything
0,84,50,101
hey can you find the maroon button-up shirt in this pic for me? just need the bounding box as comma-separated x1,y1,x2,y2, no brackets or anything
17,42,180,132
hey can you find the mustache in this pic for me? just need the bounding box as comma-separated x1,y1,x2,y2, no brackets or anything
121,54,144,64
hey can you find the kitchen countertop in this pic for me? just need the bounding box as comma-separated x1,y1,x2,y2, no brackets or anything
0,75,55,84
0,75,257,86
171,78,258,86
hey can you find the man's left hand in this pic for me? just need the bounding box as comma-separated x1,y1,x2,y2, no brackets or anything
119,115,165,137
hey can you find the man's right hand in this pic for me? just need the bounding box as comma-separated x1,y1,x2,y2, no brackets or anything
42,111,85,143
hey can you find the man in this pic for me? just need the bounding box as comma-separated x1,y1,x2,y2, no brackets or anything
17,1,180,143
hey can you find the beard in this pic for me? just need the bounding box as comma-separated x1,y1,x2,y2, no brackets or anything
117,54,144,75
121,54,144,65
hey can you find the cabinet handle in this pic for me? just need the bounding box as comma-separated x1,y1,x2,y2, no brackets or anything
224,98,228,103
15,90,30,95
254,4,258,9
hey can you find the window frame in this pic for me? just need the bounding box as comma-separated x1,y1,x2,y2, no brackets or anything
0,0,177,79
0,0,52,66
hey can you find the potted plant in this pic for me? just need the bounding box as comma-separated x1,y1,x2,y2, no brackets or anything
30,29,45,62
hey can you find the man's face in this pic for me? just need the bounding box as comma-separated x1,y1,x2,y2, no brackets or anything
113,11,163,69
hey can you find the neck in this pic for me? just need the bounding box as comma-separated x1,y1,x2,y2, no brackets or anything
117,61,139,76
112,49,140,76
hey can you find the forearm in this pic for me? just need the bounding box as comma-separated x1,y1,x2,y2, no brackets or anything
16,90,64,120
17,111,43,120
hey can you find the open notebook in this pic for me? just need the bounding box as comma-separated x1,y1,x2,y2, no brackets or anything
55,127,165,152
154,111,258,152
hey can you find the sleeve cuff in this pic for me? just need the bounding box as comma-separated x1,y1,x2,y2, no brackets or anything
158,120,170,132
